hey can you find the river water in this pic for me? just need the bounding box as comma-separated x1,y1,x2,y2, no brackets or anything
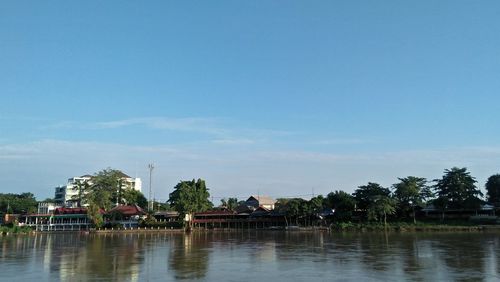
1,231,499,281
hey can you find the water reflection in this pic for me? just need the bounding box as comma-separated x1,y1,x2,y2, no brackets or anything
1,231,500,281
169,232,211,280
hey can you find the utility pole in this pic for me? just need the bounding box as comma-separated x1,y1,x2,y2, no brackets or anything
148,163,154,211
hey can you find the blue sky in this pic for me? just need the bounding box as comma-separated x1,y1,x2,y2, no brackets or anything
1,1,500,201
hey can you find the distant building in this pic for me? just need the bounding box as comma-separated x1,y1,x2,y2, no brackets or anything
38,202,57,214
245,195,276,210
54,172,142,207
107,204,146,228
20,207,91,231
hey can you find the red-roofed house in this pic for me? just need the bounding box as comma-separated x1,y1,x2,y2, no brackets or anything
107,204,146,228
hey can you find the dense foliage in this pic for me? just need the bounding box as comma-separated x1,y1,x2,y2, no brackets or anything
220,198,238,210
433,167,483,210
73,168,148,227
168,179,213,225
0,193,37,214
3,166,499,229
486,174,500,207
393,176,432,223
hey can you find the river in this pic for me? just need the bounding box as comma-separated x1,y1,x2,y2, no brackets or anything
1,231,499,281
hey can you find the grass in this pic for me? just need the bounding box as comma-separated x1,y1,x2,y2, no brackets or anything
0,225,34,235
331,220,484,232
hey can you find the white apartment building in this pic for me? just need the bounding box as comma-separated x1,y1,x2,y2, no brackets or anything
54,172,142,207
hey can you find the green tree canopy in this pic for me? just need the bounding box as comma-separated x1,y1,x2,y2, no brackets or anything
121,189,148,209
486,174,500,207
168,179,213,222
393,176,432,222
353,182,391,211
367,195,396,225
433,167,483,210
324,190,356,222
72,168,147,227
309,195,324,213
0,193,37,214
220,197,238,210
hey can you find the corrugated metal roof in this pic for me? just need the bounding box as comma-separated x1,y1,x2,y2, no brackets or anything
248,195,276,205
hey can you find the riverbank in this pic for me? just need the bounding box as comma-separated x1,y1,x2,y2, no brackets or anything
92,227,184,234
330,221,500,232
0,225,34,235
4,222,500,235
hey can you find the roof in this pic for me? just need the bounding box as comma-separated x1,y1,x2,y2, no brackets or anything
115,171,132,179
235,204,255,214
247,195,276,205
54,207,88,215
154,211,179,217
194,210,236,216
422,204,494,212
108,204,146,216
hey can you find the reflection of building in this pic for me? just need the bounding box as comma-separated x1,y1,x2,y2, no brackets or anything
54,172,142,207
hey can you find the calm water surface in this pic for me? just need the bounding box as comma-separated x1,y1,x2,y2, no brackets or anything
1,231,500,281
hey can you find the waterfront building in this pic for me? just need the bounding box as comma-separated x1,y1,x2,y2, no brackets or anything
192,206,286,229
54,172,142,207
245,195,276,210
153,211,180,223
20,207,91,231
106,204,146,228
38,202,57,214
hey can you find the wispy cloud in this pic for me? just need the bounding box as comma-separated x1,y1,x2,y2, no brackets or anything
93,117,227,135
312,138,370,145
211,138,256,145
38,116,300,147
1,139,500,199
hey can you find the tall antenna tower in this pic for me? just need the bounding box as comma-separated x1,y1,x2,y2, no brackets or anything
148,163,155,211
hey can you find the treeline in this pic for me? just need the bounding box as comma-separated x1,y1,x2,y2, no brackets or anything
3,167,500,228
166,167,500,227
273,167,500,226
0,193,37,215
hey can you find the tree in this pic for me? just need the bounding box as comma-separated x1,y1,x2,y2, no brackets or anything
0,193,37,214
433,167,483,210
309,195,324,212
353,182,391,211
168,179,213,227
486,174,500,207
276,198,304,226
74,169,123,211
393,176,432,223
72,168,143,227
220,198,238,211
367,195,396,226
324,191,356,222
121,189,148,209
72,179,90,207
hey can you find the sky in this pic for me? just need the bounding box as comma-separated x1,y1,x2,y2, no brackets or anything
1,1,500,202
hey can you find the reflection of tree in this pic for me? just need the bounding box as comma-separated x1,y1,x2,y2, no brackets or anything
357,233,397,271
48,233,145,281
169,232,211,280
275,231,327,261
432,234,487,281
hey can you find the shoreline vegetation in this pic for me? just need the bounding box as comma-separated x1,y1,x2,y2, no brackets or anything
4,222,500,236
3,167,500,235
